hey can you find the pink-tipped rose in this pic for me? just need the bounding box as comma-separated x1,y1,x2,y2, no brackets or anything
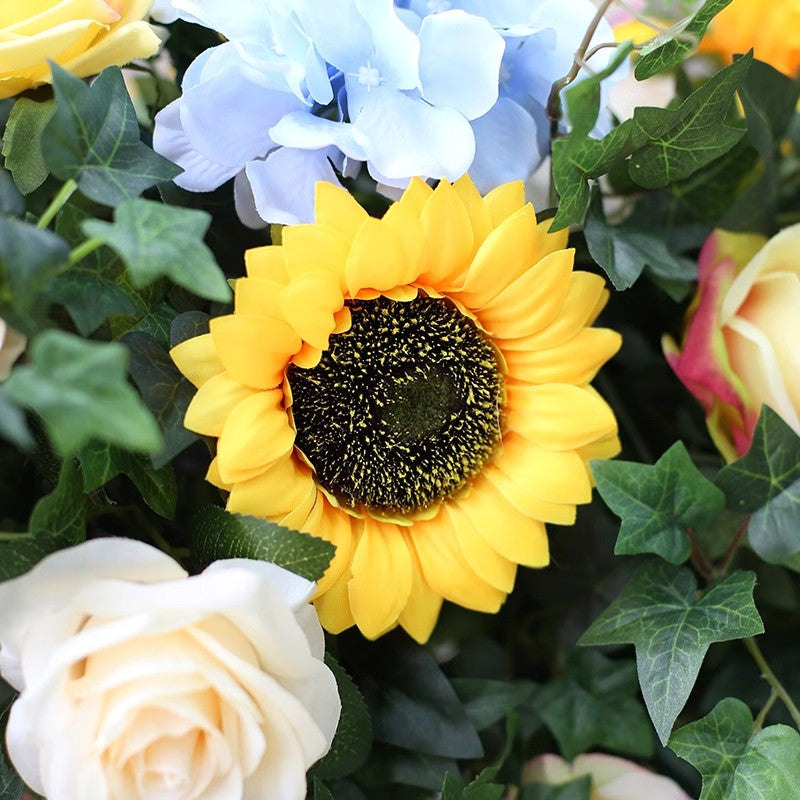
663,225,800,461
523,753,692,799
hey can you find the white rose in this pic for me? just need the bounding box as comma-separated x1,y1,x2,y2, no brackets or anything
0,318,26,381
0,538,341,800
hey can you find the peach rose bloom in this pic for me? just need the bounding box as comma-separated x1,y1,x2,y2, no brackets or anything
0,0,161,99
0,318,26,380
0,538,341,800
524,753,692,799
664,225,800,461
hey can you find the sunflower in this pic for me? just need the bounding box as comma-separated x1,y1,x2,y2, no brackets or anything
171,176,621,643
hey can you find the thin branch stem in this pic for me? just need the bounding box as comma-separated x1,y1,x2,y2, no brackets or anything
36,179,78,230
687,528,714,582
752,688,779,733
743,637,800,730
715,516,751,577
69,237,105,265
546,0,616,141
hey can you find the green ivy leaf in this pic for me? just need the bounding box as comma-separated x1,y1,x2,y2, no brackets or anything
122,331,198,468
628,54,750,189
0,389,32,450
312,780,335,800
192,505,335,582
440,772,505,800
370,644,483,760
170,310,210,348
49,204,134,336
519,777,592,800
579,563,764,744
591,441,726,564
452,678,537,731
0,217,69,335
583,189,697,292
715,406,800,564
312,656,372,780
78,441,177,519
534,651,653,760
634,0,734,80
670,698,800,799
0,168,23,217
83,199,231,302
1,96,55,195
42,65,180,206
0,459,86,581
4,331,162,457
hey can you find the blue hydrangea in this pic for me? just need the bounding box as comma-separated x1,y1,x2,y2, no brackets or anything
153,0,621,225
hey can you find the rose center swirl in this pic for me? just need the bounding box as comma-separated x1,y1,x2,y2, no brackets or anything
286,294,505,516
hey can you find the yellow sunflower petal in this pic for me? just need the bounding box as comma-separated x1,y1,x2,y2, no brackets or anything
505,271,607,352
315,181,368,242
333,306,352,334
578,431,622,464
348,519,413,639
533,216,570,261
398,547,444,644
456,204,537,307
412,515,507,612
282,223,351,289
494,434,592,505
483,465,577,526
477,248,575,339
205,457,232,491
279,270,344,350
453,174,493,254
245,245,289,282
170,334,224,388
184,372,259,436
455,476,550,566
345,217,417,296
445,504,517,593
307,498,354,593
506,383,618,450
505,328,622,384
278,486,318,530
210,314,301,389
234,277,284,318
291,343,323,369
483,180,526,227
314,567,355,634
397,175,434,217
416,180,474,287
226,456,316,518
216,390,295,483
381,201,426,282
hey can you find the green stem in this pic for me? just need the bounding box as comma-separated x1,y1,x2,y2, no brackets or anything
687,528,714,583
715,516,751,577
744,637,800,730
752,688,779,733
36,179,78,230
69,236,105,265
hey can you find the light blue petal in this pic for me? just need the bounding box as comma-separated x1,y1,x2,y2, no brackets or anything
246,147,344,225
234,171,269,230
153,100,241,192
180,67,306,168
355,0,420,89
468,97,545,193
269,112,367,161
172,0,272,45
418,10,504,120
352,86,475,181
293,0,372,72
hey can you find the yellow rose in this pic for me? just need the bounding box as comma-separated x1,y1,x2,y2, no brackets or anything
0,538,341,800
0,0,162,100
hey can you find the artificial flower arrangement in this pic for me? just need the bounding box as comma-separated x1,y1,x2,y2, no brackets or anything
1,0,800,798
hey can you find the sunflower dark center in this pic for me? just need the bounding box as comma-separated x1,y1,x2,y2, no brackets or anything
286,294,504,516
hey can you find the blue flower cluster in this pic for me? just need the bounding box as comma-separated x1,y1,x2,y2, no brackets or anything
153,0,619,225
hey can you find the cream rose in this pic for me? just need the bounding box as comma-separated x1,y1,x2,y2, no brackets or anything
0,0,162,100
0,538,341,800
0,318,26,381
664,225,800,461
523,753,692,799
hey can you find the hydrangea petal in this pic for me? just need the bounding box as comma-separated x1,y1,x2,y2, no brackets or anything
269,112,367,161
418,10,503,119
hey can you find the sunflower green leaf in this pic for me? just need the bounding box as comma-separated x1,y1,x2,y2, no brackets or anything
715,406,800,564
191,505,335,582
42,65,179,206
669,697,800,799
579,563,764,744
4,331,162,457
591,441,725,563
